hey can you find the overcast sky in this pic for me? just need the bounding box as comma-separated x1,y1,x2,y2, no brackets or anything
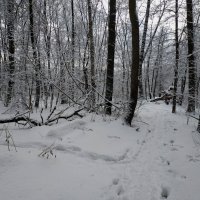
102,0,108,11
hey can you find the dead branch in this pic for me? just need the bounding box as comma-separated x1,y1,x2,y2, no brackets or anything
0,108,84,127
40,108,44,124
45,108,84,125
188,115,199,120
150,94,173,104
46,106,56,121
0,116,41,126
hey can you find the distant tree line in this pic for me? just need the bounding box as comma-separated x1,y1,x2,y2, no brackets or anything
0,0,199,125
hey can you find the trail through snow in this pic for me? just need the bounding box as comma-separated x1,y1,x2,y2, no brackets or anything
0,102,200,200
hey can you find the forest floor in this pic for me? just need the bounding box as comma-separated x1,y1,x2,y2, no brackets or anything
0,101,200,200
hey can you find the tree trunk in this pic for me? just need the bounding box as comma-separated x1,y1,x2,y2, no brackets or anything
172,0,179,113
87,0,96,108
105,0,117,115
186,0,195,112
71,0,75,100
29,0,41,108
82,39,89,92
146,39,153,99
43,0,52,109
124,0,139,126
138,0,151,98
179,69,187,105
197,115,200,133
5,0,15,107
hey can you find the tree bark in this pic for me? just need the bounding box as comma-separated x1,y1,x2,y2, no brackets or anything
105,0,117,115
5,0,15,106
124,0,139,126
43,0,52,109
71,0,75,100
186,0,196,112
197,115,200,133
172,0,179,113
138,0,151,98
29,0,41,108
87,0,96,108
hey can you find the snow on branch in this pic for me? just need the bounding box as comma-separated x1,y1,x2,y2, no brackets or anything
0,108,84,127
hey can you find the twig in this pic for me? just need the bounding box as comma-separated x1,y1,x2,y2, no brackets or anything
38,143,55,158
188,115,199,121
40,108,44,124
1,125,17,152
47,106,56,121
45,108,84,125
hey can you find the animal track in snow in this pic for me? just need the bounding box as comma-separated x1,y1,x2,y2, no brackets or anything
112,178,120,185
108,136,121,139
54,144,129,162
161,186,170,199
192,131,200,147
159,156,170,166
170,147,178,151
46,120,87,140
116,185,125,196
187,155,200,162
167,169,187,180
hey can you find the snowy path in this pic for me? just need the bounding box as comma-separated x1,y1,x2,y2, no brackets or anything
103,103,200,200
102,105,166,200
0,102,200,200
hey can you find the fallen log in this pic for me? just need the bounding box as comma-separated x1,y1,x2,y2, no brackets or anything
150,94,173,104
0,116,41,126
0,108,84,127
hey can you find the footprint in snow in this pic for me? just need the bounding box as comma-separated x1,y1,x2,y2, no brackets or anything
167,169,187,180
187,155,200,162
161,186,170,199
116,185,125,196
170,147,178,151
46,120,86,140
108,136,121,139
160,156,170,166
112,178,120,185
169,140,175,146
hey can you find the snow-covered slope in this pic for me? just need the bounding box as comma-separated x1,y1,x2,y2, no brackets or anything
0,102,199,200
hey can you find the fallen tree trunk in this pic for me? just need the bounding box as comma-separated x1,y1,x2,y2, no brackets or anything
150,94,173,104
0,108,84,127
0,116,41,126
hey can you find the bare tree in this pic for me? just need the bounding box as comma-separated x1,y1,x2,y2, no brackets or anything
138,0,151,98
5,0,15,106
124,0,140,125
186,0,196,112
71,0,75,100
87,0,96,108
43,0,52,109
29,0,41,108
105,0,117,115
172,0,179,113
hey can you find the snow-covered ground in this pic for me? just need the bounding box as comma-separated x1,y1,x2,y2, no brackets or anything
0,102,200,200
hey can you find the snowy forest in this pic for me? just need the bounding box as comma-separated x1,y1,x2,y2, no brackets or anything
0,0,200,199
